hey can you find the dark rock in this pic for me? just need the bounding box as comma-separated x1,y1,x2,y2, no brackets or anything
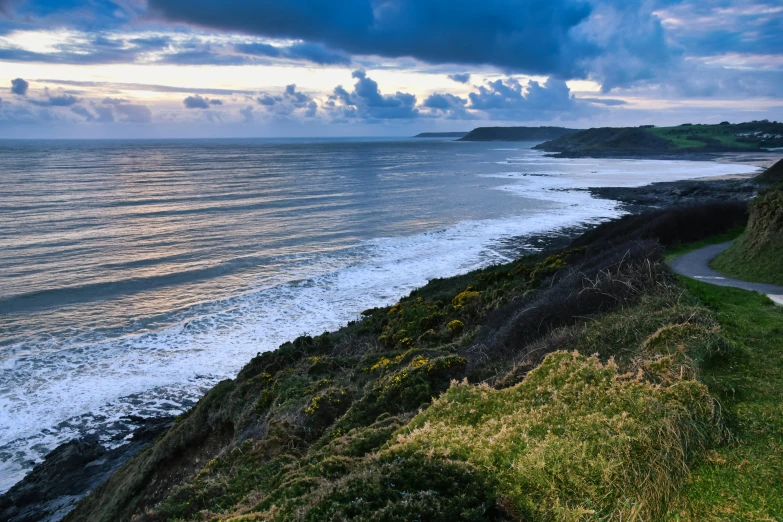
0,417,174,522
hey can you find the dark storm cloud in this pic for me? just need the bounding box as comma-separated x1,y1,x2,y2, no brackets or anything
235,41,350,65
447,73,471,84
0,46,138,65
11,78,28,95
148,0,598,78
1,0,141,32
159,49,250,66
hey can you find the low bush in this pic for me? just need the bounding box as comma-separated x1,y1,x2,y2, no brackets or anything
393,351,721,521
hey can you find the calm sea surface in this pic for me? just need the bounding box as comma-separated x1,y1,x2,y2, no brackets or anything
0,137,756,491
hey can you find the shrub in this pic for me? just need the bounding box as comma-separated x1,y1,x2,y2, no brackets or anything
393,351,722,521
447,319,465,333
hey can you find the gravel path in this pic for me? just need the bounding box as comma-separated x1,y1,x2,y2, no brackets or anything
670,241,783,306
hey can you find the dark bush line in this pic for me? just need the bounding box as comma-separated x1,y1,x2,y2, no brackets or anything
570,202,748,250
471,239,666,370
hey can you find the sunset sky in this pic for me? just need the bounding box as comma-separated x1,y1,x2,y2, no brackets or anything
0,0,781,138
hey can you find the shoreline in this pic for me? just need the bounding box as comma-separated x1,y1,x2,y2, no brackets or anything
0,153,768,521
541,150,783,169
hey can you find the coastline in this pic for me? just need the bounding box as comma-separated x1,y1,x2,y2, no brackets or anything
1,153,770,521
540,150,783,166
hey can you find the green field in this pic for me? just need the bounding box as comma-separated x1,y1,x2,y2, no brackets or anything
649,121,783,151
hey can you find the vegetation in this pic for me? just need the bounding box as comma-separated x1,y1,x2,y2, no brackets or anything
458,126,578,142
535,121,783,156
66,203,783,522
671,280,783,521
712,184,783,285
754,157,783,185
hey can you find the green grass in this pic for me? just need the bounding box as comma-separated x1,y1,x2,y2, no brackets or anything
647,124,780,151
668,278,783,521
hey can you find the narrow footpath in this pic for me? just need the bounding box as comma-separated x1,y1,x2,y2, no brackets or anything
670,241,783,306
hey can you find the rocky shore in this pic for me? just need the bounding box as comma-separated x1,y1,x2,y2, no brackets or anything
0,417,173,522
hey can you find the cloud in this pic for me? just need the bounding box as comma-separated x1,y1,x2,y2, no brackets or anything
148,0,597,79
579,97,627,106
239,105,254,122
37,79,256,96
159,49,249,65
448,73,471,84
93,104,114,123
11,78,28,96
422,92,474,120
655,2,783,58
255,84,317,117
466,77,600,120
236,41,351,65
102,98,152,123
257,94,280,106
183,94,210,109
70,105,94,121
127,35,172,51
28,88,80,107
327,70,418,121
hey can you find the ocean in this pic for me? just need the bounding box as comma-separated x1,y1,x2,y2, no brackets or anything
0,137,757,491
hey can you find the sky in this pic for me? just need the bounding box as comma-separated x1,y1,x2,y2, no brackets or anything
0,0,781,138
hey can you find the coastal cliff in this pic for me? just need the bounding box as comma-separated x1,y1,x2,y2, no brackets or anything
61,200,781,522
457,126,578,142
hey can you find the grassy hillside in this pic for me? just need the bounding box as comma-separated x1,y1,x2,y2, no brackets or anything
712,184,783,285
65,202,783,522
535,121,783,157
458,126,578,142
755,158,783,185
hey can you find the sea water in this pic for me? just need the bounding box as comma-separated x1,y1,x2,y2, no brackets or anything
0,137,757,491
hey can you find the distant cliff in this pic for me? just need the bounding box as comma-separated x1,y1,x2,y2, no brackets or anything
535,121,783,157
414,132,469,138
457,126,579,141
